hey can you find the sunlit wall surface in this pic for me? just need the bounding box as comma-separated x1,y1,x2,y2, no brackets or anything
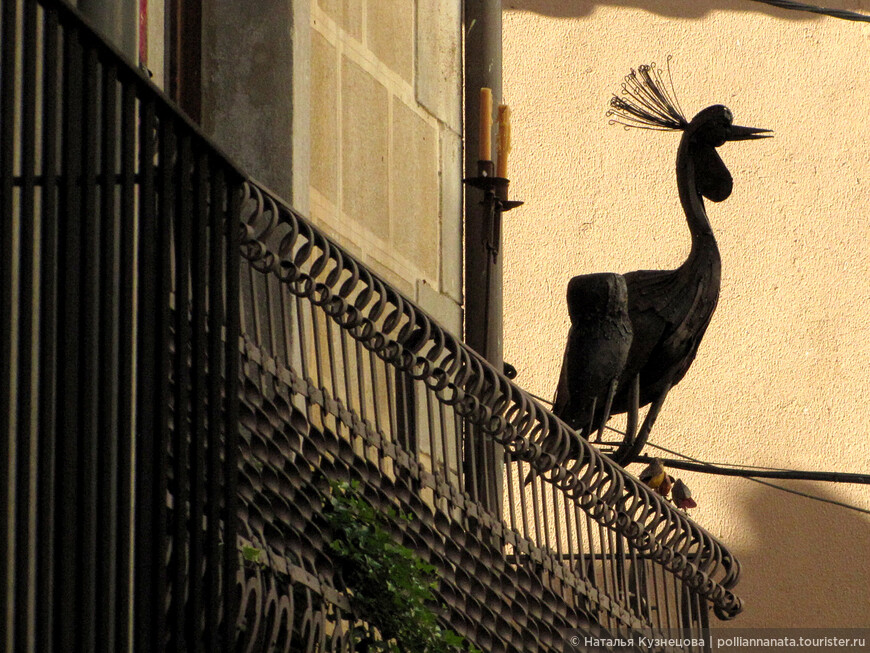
503,0,870,628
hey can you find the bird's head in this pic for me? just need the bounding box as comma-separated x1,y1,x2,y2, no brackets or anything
685,104,772,201
607,62,772,202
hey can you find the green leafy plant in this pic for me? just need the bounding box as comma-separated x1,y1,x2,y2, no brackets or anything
325,480,481,653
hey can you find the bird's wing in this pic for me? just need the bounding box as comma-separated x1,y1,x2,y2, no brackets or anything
623,268,683,320
624,266,719,387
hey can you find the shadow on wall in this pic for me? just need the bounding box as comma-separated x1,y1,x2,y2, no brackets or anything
503,0,869,20
727,481,870,628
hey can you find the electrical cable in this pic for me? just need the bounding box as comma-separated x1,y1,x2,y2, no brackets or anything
521,386,870,512
643,442,870,516
639,442,870,484
635,453,870,483
749,0,870,23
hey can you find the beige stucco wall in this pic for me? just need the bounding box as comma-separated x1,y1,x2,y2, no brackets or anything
503,1,870,628
309,0,464,337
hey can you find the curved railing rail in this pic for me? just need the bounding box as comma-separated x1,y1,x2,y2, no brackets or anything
236,178,743,629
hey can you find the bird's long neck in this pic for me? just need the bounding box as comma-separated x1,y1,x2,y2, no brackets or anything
675,138,719,265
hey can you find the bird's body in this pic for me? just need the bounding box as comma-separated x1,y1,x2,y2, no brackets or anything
639,458,671,496
610,170,723,416
671,478,697,510
543,63,770,469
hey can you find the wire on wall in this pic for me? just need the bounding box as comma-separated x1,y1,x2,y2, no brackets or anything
749,0,870,23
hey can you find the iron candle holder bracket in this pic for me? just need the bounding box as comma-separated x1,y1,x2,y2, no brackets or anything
464,160,523,261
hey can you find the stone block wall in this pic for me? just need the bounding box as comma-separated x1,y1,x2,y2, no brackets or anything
309,0,463,337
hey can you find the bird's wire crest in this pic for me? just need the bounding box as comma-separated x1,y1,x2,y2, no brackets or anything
607,57,689,132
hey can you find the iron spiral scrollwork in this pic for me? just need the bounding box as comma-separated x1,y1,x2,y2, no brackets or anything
230,178,743,651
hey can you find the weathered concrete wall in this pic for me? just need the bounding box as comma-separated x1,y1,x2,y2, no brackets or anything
310,0,463,336
502,1,870,628
202,0,296,200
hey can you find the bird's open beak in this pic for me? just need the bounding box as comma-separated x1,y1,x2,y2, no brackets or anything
728,125,773,141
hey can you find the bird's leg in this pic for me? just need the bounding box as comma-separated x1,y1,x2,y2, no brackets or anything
584,396,598,442
625,374,640,446
594,379,619,443
609,374,640,464
621,381,672,464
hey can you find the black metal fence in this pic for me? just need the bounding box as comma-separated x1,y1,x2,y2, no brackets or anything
235,180,743,652
1,0,743,651
0,0,241,650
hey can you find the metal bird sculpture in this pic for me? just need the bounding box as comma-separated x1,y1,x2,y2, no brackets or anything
605,62,770,464
548,61,771,469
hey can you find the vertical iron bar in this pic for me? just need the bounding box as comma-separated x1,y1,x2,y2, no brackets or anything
281,283,295,373
614,533,629,620
171,129,193,650
153,107,174,650
293,294,312,420
680,580,692,635
14,1,38,649
479,419,494,511
562,486,577,576
338,323,353,419
324,315,340,413
583,515,598,592
649,556,664,633
223,175,242,650
78,41,101,653
529,472,543,547
598,523,619,620
627,538,644,621
551,484,565,564
0,0,17,644
423,386,437,473
504,449,518,536
115,75,137,651
310,307,328,423
368,345,383,441
246,263,262,366
568,498,582,577
262,268,277,360
700,595,711,653
438,401,453,487
35,7,59,652
134,93,157,653
96,59,119,653
187,146,209,653
662,562,675,629
205,162,225,651
465,423,480,504
270,274,286,364
56,24,83,652
540,479,554,555
385,352,401,448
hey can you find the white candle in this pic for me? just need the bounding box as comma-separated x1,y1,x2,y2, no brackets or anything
496,104,511,178
479,88,493,161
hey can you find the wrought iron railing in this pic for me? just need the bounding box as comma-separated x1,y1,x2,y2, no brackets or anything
1,0,743,651
1,0,241,650
234,179,743,651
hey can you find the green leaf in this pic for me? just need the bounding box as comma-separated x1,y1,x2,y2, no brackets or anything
241,545,261,563
323,482,477,652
